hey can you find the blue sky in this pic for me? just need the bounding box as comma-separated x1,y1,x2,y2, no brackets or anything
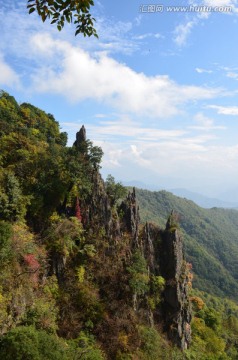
1,0,238,198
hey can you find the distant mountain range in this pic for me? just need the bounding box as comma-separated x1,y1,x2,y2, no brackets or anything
123,181,238,209
170,188,238,209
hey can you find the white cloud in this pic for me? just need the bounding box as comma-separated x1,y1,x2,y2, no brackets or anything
85,116,236,193
134,15,142,27
173,19,197,46
203,0,235,7
190,112,226,130
93,18,140,55
173,0,237,48
208,105,238,115
133,33,163,40
87,118,188,141
94,113,107,118
226,72,238,80
195,67,213,74
98,129,238,182
0,55,19,87
86,119,221,178
29,33,221,118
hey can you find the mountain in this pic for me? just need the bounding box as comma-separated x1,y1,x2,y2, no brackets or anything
0,91,192,358
123,182,238,209
1,91,238,359
219,187,238,204
135,188,238,299
122,180,161,191
170,188,238,209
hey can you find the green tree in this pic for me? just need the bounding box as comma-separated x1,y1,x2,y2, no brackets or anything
198,307,221,331
105,175,127,206
189,317,227,359
0,171,29,222
0,326,68,360
27,0,98,37
135,326,165,360
67,331,105,360
127,250,149,296
0,221,13,263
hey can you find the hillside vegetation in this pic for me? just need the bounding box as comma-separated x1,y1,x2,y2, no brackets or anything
1,91,238,359
136,188,238,298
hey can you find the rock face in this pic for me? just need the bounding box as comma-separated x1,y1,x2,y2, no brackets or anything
85,170,121,241
142,222,160,274
74,125,86,147
120,191,192,350
49,251,66,284
66,127,192,350
119,188,140,247
159,214,192,350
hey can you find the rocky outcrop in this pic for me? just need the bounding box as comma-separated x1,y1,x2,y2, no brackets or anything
142,222,160,274
159,213,192,350
116,190,192,349
70,127,192,350
74,125,86,148
119,188,140,247
49,251,67,284
86,170,121,241
119,191,192,349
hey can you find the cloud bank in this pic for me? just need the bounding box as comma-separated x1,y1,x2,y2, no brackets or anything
29,33,221,118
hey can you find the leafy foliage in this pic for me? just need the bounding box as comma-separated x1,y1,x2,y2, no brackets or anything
0,326,68,360
0,171,29,221
127,250,150,296
105,174,127,206
27,0,98,37
0,221,13,263
135,326,167,360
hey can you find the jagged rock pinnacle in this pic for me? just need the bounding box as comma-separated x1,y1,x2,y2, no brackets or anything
120,188,140,247
74,125,86,147
160,226,192,349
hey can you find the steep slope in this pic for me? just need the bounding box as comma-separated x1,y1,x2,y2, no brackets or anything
2,91,238,359
0,91,192,359
135,188,238,299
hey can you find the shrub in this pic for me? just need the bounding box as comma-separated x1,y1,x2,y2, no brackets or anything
0,221,12,263
127,251,149,296
0,326,68,360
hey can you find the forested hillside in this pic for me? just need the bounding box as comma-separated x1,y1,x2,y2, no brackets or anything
1,91,238,359
136,188,238,298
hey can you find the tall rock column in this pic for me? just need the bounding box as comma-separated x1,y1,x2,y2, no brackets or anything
119,188,140,248
160,212,192,350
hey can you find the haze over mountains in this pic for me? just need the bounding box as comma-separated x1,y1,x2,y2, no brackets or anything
170,188,238,209
123,181,238,209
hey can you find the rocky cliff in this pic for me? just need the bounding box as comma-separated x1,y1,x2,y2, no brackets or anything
121,193,192,350
160,213,192,349
70,127,192,351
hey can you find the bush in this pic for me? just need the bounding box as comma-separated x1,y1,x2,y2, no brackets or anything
136,326,165,360
127,251,149,296
67,331,105,360
0,221,12,262
0,326,68,360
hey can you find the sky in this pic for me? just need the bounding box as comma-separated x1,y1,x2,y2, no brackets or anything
1,0,238,199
